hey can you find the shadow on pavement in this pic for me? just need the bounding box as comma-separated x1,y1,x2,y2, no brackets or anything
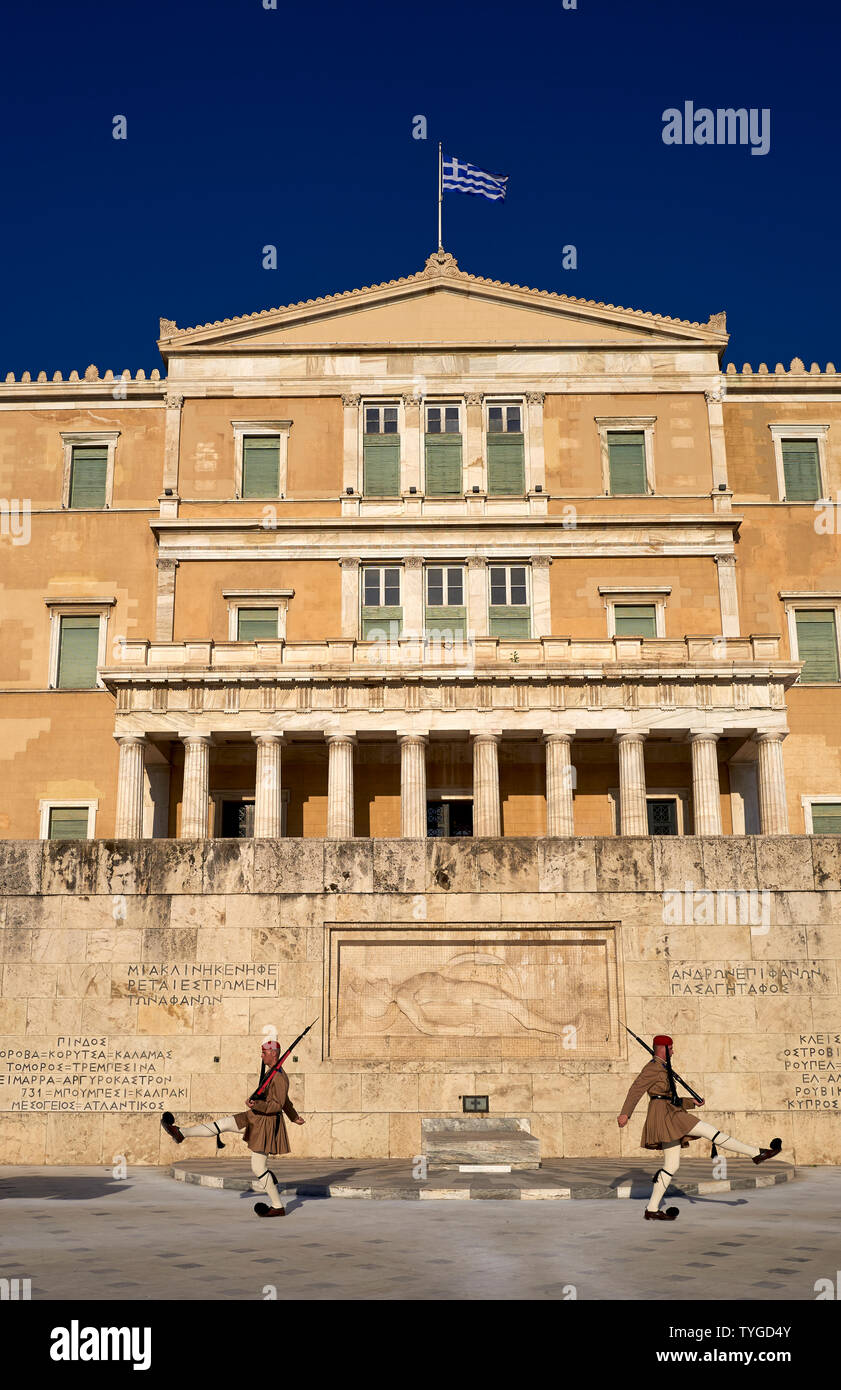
0,1175,131,1201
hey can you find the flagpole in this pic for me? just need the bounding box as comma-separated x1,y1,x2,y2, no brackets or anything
437,142,443,251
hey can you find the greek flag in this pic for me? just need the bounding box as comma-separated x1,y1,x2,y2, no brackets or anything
442,155,508,202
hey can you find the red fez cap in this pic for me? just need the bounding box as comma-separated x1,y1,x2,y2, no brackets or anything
262,1039,280,1050
653,1034,673,1047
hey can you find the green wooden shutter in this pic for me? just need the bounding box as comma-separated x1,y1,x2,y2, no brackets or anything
362,606,402,639
237,607,279,641
811,802,841,832
795,610,840,682
48,806,90,839
782,440,821,501
57,616,100,688
608,432,647,494
425,436,462,496
487,435,525,495
613,604,658,637
425,604,467,643
69,447,108,509
242,437,280,497
489,605,530,638
363,437,401,496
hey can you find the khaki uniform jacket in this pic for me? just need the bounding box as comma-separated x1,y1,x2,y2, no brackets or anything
621,1058,701,1150
234,1067,300,1156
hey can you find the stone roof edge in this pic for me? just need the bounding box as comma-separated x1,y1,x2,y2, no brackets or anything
157,250,729,343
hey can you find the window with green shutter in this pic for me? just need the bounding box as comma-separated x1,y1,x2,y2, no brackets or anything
487,436,525,495
237,607,279,641
487,403,525,496
488,565,530,638
607,431,647,494
363,436,401,496
613,603,658,637
242,436,280,498
362,566,402,639
68,446,108,509
781,439,822,501
425,566,466,643
425,405,462,496
363,405,401,497
48,806,90,839
811,801,841,832
795,609,840,682
57,615,100,688
425,436,463,495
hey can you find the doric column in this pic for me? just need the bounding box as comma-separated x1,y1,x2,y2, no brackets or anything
714,554,740,638
530,555,552,638
114,734,146,838
399,734,427,837
473,731,501,836
525,392,546,492
756,732,789,834
253,733,284,838
464,392,485,494
616,732,647,835
327,734,356,838
180,734,212,838
689,731,723,835
402,392,422,494
341,394,361,494
544,731,575,836
162,391,184,496
339,557,360,639
155,558,179,641
466,556,488,638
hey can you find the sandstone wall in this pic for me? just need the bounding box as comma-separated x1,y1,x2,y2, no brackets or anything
0,836,838,1166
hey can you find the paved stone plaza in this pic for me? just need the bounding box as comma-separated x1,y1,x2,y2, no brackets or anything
1,1165,838,1301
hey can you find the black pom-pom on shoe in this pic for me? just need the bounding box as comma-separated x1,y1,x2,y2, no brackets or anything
161,1111,184,1144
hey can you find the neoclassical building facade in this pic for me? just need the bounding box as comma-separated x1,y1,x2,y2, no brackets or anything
3,250,841,844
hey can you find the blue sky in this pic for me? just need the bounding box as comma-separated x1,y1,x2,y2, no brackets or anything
1,0,838,374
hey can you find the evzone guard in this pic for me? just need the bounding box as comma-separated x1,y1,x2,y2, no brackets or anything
161,1033,311,1219
618,1032,783,1222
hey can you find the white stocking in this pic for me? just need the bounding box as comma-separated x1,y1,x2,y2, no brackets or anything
179,1115,241,1140
250,1151,284,1209
687,1120,760,1158
647,1140,683,1212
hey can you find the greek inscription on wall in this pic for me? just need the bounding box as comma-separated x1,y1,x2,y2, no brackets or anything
669,962,832,997
0,1038,185,1113
121,961,279,1009
782,1032,841,1111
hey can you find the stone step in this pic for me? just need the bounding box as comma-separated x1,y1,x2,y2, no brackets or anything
422,1120,541,1170
170,1156,796,1201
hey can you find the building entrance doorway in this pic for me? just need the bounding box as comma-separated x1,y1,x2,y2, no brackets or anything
219,798,255,837
427,799,473,837
646,798,678,835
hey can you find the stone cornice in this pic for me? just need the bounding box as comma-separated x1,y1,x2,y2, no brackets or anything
149,512,742,563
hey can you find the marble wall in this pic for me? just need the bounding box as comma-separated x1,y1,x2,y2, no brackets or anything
0,836,838,1165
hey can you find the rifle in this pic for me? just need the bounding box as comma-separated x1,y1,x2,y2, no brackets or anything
622,1023,703,1103
248,1018,319,1103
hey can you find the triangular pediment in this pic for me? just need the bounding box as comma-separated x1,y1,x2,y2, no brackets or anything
159,251,727,354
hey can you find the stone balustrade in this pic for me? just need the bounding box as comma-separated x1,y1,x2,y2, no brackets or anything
108,632,787,673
